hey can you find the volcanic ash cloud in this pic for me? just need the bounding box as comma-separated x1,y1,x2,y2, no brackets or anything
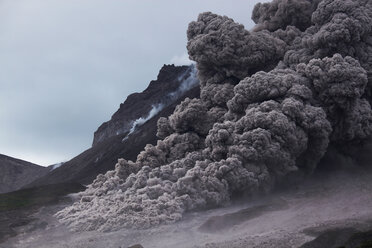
56,0,372,232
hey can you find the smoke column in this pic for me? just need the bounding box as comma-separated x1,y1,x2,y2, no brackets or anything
56,0,372,232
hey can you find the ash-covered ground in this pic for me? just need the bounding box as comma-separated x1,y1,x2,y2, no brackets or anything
2,169,372,248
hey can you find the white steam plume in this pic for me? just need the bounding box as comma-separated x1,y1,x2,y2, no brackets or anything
167,65,199,101
122,104,164,141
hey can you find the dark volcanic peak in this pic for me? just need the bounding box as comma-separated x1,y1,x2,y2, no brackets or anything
26,65,200,187
93,64,198,146
0,154,49,193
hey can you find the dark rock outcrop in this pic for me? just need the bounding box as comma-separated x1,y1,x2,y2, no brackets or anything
93,64,196,146
300,228,372,248
0,154,49,193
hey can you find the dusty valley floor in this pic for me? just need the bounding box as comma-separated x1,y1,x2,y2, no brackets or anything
1,169,372,248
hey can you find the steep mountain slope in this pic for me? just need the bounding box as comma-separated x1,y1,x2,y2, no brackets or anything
27,64,199,187
0,154,49,193
93,64,196,146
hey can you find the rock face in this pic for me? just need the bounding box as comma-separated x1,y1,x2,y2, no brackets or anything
93,64,197,146
27,64,200,187
0,154,49,193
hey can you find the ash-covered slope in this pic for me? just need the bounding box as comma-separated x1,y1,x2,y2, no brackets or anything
0,154,49,193
27,64,199,187
56,0,372,232
93,64,197,146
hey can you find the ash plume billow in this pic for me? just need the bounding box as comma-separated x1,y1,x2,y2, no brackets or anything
56,0,372,232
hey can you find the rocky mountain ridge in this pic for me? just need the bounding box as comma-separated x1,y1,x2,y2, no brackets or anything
93,64,197,146
0,154,49,193
26,64,199,187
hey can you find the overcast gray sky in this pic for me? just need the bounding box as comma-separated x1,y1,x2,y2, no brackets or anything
0,0,266,166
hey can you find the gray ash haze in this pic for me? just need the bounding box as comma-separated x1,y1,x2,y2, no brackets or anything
0,0,265,166
56,0,372,232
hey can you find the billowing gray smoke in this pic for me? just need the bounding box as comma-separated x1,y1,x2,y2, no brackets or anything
56,0,372,232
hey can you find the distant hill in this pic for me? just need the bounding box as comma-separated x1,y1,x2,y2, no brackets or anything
0,154,49,193
26,64,200,187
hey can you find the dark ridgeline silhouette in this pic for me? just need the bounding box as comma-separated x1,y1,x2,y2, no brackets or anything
0,154,49,193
